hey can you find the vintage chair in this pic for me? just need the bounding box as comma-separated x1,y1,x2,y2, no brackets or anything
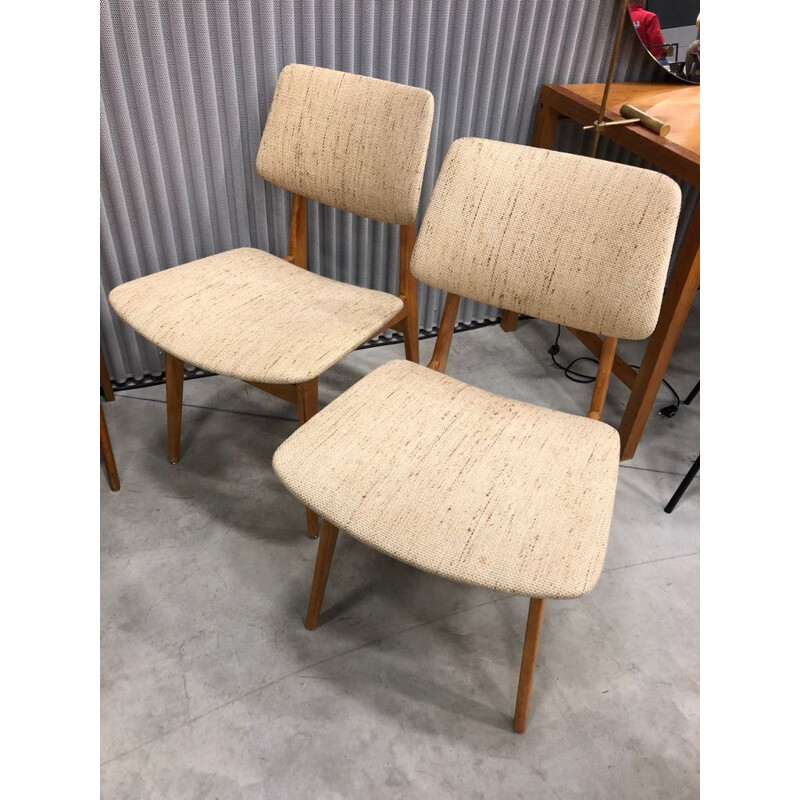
272,138,682,732
109,64,434,536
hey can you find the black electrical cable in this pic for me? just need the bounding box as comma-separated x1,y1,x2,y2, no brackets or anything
547,324,682,413
548,325,595,383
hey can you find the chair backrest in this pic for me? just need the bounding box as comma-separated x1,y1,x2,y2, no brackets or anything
411,138,682,340
256,64,434,226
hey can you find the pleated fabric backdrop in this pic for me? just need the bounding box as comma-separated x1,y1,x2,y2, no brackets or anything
101,0,694,385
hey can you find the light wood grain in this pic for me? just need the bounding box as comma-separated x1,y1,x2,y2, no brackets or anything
101,406,120,492
165,353,184,465
588,336,618,421
285,193,308,268
305,520,339,629
513,598,546,733
246,380,298,406
297,379,320,538
563,82,699,157
397,223,420,363
427,293,461,373
100,350,115,402
567,328,638,390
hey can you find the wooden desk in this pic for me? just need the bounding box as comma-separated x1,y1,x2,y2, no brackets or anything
500,82,700,460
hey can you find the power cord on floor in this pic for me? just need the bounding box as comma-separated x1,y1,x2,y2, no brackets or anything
548,324,682,416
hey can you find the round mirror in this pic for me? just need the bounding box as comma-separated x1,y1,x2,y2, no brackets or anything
628,1,700,84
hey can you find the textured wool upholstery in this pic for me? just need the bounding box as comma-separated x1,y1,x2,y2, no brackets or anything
110,65,433,387
256,64,434,225
273,360,620,599
411,138,682,340
109,248,403,384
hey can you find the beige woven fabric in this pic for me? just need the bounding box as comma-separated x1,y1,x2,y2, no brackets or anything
273,360,620,598
411,138,682,340
256,64,434,225
108,248,403,384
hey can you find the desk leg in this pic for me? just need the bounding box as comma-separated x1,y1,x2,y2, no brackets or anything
500,99,560,334
619,205,700,461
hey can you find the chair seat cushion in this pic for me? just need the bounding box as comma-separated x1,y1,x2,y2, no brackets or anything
273,360,621,599
108,248,404,384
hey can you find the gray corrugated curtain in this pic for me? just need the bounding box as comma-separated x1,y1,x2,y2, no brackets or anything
101,0,692,385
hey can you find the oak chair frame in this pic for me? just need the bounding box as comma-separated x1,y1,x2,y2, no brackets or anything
163,193,420,538
302,290,619,733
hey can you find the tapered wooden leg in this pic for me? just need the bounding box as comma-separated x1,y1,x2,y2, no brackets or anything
100,406,120,491
296,379,320,538
402,288,420,364
398,224,420,363
513,597,546,734
305,520,339,630
165,353,184,465
500,310,520,332
100,350,115,401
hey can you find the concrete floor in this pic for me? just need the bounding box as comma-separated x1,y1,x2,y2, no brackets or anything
101,301,699,799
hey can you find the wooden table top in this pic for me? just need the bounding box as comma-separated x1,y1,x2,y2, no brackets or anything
543,82,700,185
561,82,700,156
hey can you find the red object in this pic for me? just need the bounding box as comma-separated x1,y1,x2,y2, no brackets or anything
629,5,666,60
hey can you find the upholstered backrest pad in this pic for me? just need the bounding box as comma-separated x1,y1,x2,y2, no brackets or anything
411,138,682,340
256,64,434,226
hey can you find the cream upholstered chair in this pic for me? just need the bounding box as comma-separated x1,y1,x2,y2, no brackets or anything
109,64,434,536
272,138,682,733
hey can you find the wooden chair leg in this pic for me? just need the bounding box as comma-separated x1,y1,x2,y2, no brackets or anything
402,290,420,364
398,224,420,363
513,597,546,733
296,379,320,538
500,310,520,332
305,520,339,630
400,316,420,364
100,350,115,401
101,406,120,491
165,353,184,465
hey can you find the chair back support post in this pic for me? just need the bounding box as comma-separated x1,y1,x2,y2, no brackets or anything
427,292,461,373
398,224,416,302
398,223,420,362
588,335,618,420
285,193,308,268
